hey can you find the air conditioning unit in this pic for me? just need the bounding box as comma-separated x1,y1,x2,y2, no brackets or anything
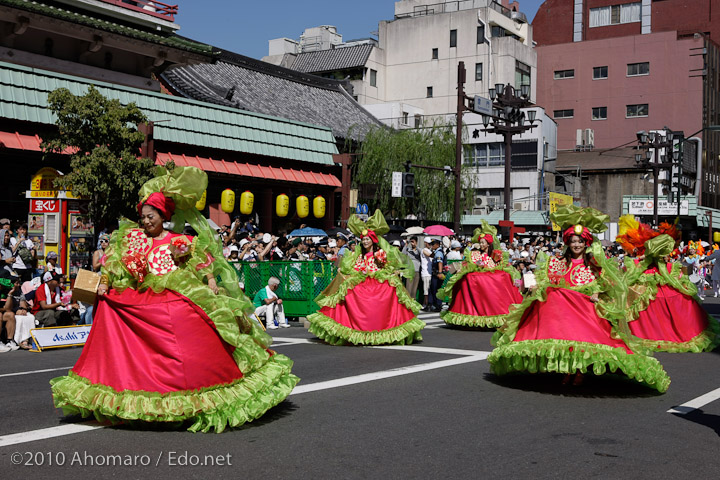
472,208,487,215
576,129,583,149
474,195,487,208
583,128,595,148
513,202,524,211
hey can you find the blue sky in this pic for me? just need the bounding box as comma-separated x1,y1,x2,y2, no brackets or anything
177,1,545,60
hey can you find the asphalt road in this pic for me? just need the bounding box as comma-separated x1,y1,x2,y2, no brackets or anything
2,304,720,479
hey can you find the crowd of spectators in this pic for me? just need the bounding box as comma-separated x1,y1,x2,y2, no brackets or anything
5,211,720,350
0,219,90,353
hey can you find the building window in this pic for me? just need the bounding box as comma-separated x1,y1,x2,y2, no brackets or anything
515,61,531,91
427,86,433,98
590,2,641,27
450,29,457,48
593,66,608,79
432,48,438,60
477,25,485,44
464,141,537,168
414,115,422,128
475,63,483,81
402,111,409,125
626,104,648,117
491,26,505,38
553,69,574,79
627,62,649,76
464,143,505,167
369,69,377,87
553,109,574,119
592,107,607,120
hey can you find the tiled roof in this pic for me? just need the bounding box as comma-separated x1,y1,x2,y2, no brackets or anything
0,61,338,165
161,51,382,141
290,44,374,73
0,0,212,55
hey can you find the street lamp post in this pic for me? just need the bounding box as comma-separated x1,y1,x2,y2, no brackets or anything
479,83,536,225
635,128,677,227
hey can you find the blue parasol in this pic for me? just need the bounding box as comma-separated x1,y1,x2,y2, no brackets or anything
288,227,328,237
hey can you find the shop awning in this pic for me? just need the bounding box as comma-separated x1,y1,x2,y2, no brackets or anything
0,130,77,154
0,131,43,151
462,210,550,227
156,152,341,187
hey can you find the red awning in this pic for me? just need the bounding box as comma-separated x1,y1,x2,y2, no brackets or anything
0,131,43,151
156,152,341,187
0,131,76,154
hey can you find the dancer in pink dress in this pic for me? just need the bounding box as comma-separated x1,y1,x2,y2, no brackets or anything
488,205,670,392
441,221,522,328
307,210,424,345
51,167,299,432
614,217,719,353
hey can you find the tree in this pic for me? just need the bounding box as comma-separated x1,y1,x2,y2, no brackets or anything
42,86,155,230
354,123,473,221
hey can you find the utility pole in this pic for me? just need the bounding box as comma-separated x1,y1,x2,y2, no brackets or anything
454,62,472,234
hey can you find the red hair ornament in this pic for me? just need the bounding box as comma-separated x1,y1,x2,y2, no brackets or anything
361,228,379,244
137,192,176,221
562,224,593,245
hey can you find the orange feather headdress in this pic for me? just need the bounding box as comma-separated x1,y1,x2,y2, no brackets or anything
615,215,680,256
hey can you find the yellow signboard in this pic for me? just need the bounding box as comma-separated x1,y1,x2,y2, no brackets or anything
548,192,574,231
30,167,60,191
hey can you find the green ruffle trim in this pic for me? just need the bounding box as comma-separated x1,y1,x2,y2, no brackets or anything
487,339,670,393
632,316,720,353
440,309,508,328
315,269,422,314
307,311,425,346
50,353,299,433
440,258,519,300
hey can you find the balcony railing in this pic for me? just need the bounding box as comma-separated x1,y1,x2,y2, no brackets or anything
98,0,178,22
395,1,512,20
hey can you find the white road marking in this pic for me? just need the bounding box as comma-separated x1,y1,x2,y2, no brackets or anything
667,387,720,414
0,423,101,448
0,350,488,447
370,345,488,356
0,366,73,378
291,354,488,395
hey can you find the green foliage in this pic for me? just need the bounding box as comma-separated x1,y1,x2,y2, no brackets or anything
355,123,473,221
42,86,155,228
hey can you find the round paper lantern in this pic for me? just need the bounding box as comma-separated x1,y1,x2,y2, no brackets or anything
276,193,289,217
195,190,207,211
296,195,309,219
313,195,326,218
220,189,235,213
240,190,254,215
714,231,720,243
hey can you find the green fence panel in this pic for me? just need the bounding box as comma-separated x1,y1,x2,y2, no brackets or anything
234,260,337,318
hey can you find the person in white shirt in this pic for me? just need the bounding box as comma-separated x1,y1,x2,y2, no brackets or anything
10,224,35,282
447,240,463,261
420,242,433,311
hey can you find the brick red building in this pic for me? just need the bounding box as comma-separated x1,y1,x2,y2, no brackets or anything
533,0,720,209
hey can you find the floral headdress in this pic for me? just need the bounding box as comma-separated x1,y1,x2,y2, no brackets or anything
551,205,609,246
471,220,498,247
347,209,390,244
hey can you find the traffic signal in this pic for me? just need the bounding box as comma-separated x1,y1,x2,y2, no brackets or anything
402,172,415,198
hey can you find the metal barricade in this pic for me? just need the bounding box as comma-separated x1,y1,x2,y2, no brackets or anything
234,260,337,318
